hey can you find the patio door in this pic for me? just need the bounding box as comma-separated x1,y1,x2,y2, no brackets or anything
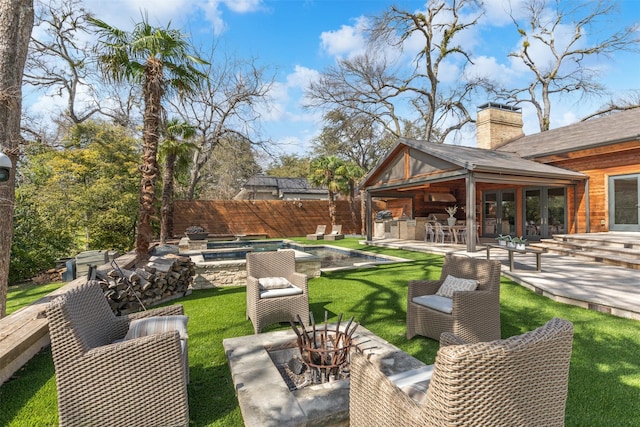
609,174,640,231
483,190,515,237
524,187,566,240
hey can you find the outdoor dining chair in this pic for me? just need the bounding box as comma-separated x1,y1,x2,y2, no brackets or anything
406,254,502,342
46,280,189,427
246,249,310,333
434,221,454,243
350,317,574,427
424,222,435,242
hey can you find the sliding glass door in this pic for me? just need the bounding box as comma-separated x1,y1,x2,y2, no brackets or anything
483,190,515,237
524,187,566,239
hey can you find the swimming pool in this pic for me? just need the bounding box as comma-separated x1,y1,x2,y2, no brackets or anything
186,239,409,289
201,240,394,268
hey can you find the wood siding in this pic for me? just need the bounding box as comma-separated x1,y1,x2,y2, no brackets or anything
548,147,640,232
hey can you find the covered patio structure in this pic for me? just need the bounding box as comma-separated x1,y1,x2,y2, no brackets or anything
360,138,588,252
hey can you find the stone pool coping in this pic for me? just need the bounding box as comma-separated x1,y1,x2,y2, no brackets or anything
223,324,427,427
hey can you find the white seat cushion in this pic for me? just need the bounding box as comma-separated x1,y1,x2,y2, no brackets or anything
260,284,303,299
389,365,434,405
435,275,478,298
412,295,453,314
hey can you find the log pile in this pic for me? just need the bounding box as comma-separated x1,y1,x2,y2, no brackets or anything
95,254,195,314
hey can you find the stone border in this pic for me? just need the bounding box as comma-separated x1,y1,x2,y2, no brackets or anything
223,324,426,427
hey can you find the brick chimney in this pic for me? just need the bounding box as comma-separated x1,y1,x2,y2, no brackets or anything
476,103,524,150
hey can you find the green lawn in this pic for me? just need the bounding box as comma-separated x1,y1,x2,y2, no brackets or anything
6,281,66,315
1,238,639,426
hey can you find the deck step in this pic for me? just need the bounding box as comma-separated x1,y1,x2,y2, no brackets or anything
532,235,640,269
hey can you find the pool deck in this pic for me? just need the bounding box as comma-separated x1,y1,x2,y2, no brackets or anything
366,237,640,321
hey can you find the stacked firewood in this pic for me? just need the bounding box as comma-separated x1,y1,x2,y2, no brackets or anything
95,254,195,314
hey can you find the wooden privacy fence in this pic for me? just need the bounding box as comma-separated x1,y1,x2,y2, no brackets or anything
173,199,386,239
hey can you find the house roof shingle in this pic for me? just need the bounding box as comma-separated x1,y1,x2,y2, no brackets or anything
497,108,640,158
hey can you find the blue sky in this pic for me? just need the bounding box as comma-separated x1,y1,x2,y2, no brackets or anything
32,0,640,163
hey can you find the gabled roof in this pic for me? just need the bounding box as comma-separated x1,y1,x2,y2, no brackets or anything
360,137,586,191
497,108,640,158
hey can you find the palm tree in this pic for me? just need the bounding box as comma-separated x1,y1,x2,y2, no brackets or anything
336,161,365,232
158,118,196,245
308,156,347,228
90,15,206,260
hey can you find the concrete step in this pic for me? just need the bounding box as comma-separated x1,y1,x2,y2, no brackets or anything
531,237,640,270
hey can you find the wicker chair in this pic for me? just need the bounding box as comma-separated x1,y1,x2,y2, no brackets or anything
407,254,502,342
350,317,574,427
246,250,309,333
47,280,189,427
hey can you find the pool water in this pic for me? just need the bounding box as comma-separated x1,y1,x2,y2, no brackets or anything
201,240,392,269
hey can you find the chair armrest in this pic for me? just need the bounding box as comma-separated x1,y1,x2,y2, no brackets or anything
408,280,442,300
451,290,499,313
127,304,184,320
350,352,423,426
288,272,308,293
440,332,468,347
246,275,261,298
85,330,183,367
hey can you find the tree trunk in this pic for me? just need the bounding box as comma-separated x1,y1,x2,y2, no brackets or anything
136,58,163,261
160,153,177,245
328,190,336,228
0,0,34,317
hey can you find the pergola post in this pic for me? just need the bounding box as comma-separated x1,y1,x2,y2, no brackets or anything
465,172,477,252
365,191,372,241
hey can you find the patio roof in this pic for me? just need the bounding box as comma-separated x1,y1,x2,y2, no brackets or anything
360,137,587,194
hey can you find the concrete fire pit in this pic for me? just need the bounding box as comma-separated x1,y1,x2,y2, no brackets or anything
223,324,427,426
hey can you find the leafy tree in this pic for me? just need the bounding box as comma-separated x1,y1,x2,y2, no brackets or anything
266,154,311,178
336,161,365,232
11,122,139,283
10,180,75,285
194,136,262,200
312,109,393,171
501,0,640,131
308,156,348,228
158,118,196,243
90,15,207,260
0,0,34,316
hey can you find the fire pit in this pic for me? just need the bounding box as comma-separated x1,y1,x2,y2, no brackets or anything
223,322,428,426
291,312,358,385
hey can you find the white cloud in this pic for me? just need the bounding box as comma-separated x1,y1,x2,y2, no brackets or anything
464,55,516,84
220,0,262,13
81,0,263,35
286,65,320,89
319,16,368,59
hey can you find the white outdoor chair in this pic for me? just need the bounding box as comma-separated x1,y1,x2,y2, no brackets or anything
424,222,435,243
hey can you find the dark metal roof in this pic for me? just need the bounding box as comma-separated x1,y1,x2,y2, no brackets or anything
243,176,327,192
497,108,640,158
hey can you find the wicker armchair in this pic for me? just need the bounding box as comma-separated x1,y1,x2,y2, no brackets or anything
350,317,575,427
246,250,309,333
47,280,189,427
407,254,502,342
